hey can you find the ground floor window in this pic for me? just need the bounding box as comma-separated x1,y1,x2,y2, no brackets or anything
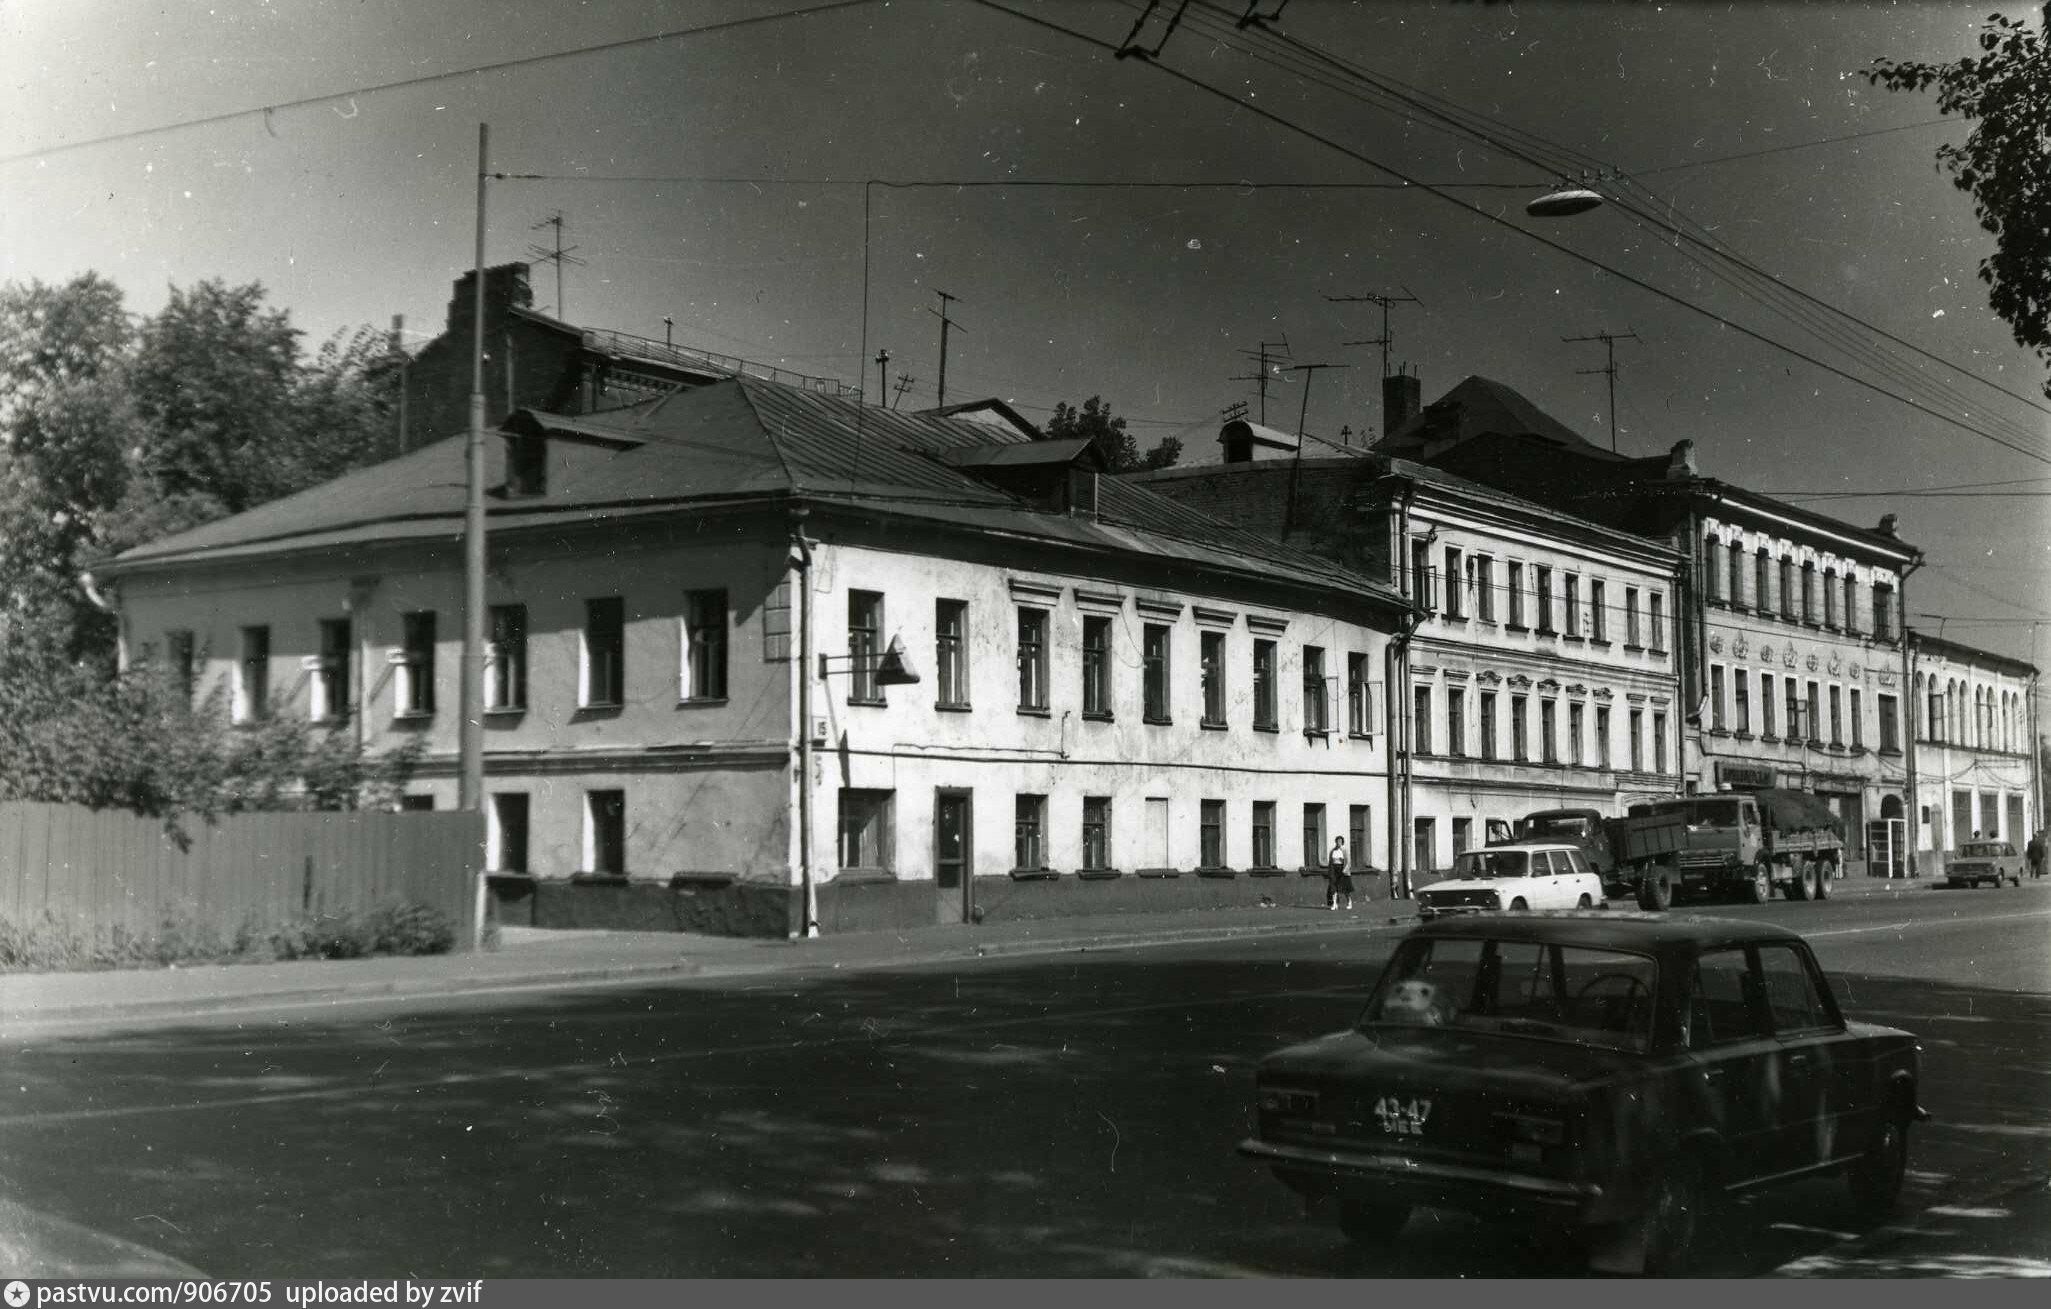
1200,799,1225,867
489,793,530,873
838,789,894,872
1452,816,1471,857
585,790,625,875
1081,797,1110,871
1349,805,1372,871
1014,793,1047,871
1252,801,1276,869
1413,817,1437,873
1301,803,1326,869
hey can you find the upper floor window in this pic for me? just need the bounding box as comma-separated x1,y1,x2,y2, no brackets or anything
1652,712,1668,773
1142,623,1172,723
1710,664,1726,731
1873,582,1896,642
1201,630,1226,726
683,589,727,701
488,604,527,711
1479,691,1498,761
1648,592,1665,652
1510,693,1528,761
1081,614,1111,718
1564,573,1581,636
1474,555,1496,621
1823,570,1838,629
1507,561,1525,628
1446,687,1466,758
1541,699,1558,764
1443,547,1465,618
1734,669,1751,734
236,624,270,723
850,591,885,705
1779,557,1796,620
1755,549,1772,615
1879,693,1900,752
1590,579,1608,641
1596,705,1612,768
1629,708,1645,771
1346,652,1372,736
1704,534,1724,603
1411,538,1436,614
1535,567,1554,634
582,597,625,708
1801,561,1817,624
1728,541,1746,608
936,599,970,709
1252,639,1277,730
1302,645,1328,734
313,618,351,721
398,612,435,717
1016,606,1048,711
1625,587,1642,647
1414,685,1433,755
1843,574,1859,634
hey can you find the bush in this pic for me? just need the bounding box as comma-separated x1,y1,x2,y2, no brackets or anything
0,901,460,973
362,903,456,956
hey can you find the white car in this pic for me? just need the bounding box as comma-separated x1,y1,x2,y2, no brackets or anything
1414,842,1607,918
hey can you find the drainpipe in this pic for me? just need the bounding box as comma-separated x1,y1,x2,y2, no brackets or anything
792,507,819,939
1388,482,1420,900
1899,557,1924,874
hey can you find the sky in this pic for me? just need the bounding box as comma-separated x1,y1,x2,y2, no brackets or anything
3,0,2047,667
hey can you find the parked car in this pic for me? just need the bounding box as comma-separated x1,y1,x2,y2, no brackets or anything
1944,841,2024,889
1238,914,1925,1275
1505,808,1621,882
1414,843,1606,919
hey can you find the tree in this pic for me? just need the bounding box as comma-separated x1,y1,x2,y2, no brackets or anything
1043,395,1181,472
1868,6,2051,396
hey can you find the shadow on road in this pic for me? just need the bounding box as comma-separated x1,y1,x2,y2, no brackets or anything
0,947,2045,1278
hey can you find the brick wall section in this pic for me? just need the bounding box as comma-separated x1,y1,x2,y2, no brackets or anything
401,264,587,450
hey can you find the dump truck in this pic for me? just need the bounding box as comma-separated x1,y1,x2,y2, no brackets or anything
1604,789,1846,910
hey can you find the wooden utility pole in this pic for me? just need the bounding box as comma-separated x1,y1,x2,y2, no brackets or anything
930,290,964,409
1329,289,1420,380
891,372,916,410
1563,329,1639,452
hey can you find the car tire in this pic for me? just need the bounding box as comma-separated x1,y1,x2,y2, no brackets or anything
1640,1154,1707,1277
1338,1199,1411,1248
1578,893,1593,909
1742,859,1771,905
1847,1110,1911,1224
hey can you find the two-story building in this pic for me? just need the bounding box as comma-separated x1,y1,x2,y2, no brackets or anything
1129,445,1683,890
96,374,1409,937
1906,630,2040,871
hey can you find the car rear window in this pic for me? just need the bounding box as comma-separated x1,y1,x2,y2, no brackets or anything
1362,936,1658,1052
1451,850,1530,878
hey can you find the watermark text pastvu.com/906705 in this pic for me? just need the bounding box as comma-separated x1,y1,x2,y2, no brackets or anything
4,1284,486,1308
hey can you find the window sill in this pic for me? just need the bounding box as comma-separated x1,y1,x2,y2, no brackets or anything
1143,715,1173,727
579,701,624,712
669,871,735,889
1079,710,1112,722
1248,865,1286,878
391,712,435,725
1535,627,1557,638
570,872,630,885
1201,719,1229,732
848,697,888,709
937,702,974,714
1348,731,1374,742
1136,867,1180,879
309,713,353,726
1303,728,1330,742
1195,866,1238,879
677,697,729,709
1733,731,1754,742
1708,728,1731,738
1504,623,1530,634
833,869,898,885
484,705,527,718
1588,639,1613,649
1007,867,1058,882
1561,633,1585,644
1016,705,1052,718
1075,866,1124,881
571,704,623,722
1760,734,1780,744
1878,746,1903,758
1623,644,1645,654
1253,723,1279,734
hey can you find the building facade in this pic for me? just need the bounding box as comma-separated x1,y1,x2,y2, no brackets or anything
1906,631,2040,870
99,376,1407,936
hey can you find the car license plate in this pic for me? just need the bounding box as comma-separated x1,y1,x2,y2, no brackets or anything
1372,1095,1433,1137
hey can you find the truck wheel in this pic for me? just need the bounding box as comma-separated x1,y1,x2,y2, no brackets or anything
1637,871,1673,912
1847,1110,1911,1223
1742,859,1771,904
1785,859,1812,901
1814,859,1835,900
1338,1199,1411,1248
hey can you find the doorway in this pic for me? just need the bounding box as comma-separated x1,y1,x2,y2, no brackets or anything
935,790,973,924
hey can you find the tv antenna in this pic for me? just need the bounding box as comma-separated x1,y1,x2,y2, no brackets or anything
527,212,585,319
1563,329,1639,452
1328,288,1420,380
929,290,965,409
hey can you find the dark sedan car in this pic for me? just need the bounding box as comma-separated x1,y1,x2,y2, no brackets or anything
1238,913,1925,1274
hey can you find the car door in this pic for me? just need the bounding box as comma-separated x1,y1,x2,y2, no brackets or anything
1683,947,1780,1187
1756,941,1858,1170
1561,849,1599,906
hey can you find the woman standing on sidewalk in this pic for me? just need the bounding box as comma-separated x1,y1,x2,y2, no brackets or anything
1326,837,1354,911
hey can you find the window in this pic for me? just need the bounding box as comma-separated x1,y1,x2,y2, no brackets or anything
1511,694,1528,761
1565,573,1581,636
1873,582,1896,641
1413,817,1437,873
1625,587,1642,646
582,597,624,707
1414,684,1433,755
399,612,435,716
1878,694,1899,751
1786,679,1804,740
1507,561,1525,627
398,795,435,812
1253,640,1277,729
1590,579,1608,641
1142,623,1171,723
1734,669,1751,734
1710,665,1726,731
1779,557,1796,620
1252,801,1276,869
1541,699,1558,764
1829,686,1843,745
937,599,970,709
1443,547,1464,618
1649,593,1665,652
1302,803,1327,869
1757,944,1834,1035
585,790,626,875
1199,630,1225,726
1200,799,1225,868
1596,705,1612,768
1755,549,1772,616
1082,614,1112,718
1688,949,1767,1047
1704,535,1724,603
1411,538,1436,614
1844,574,1860,634
1446,687,1466,758
1346,652,1369,735
1348,805,1371,872
1014,794,1047,871
1479,691,1498,761
1629,708,1644,771
507,434,546,496
1474,555,1495,621
1452,817,1472,857
837,789,893,871
1762,674,1777,737
1851,688,1864,749
1568,701,1585,766
166,629,196,704
236,625,270,723
488,604,527,710
1082,797,1111,871
1652,712,1667,773
489,793,530,873
1302,645,1327,734
1729,541,1746,609
683,589,727,701
1927,679,1944,742
1016,606,1048,711
1823,570,1838,628
1807,681,1821,743
850,591,885,704
1801,562,1817,623
1534,567,1554,633
313,618,351,721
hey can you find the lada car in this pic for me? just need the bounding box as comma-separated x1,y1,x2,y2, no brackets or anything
1238,914,1925,1274
1944,841,2024,889
1414,843,1606,918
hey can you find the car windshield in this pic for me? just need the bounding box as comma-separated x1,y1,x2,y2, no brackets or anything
1525,815,1593,838
1664,800,1741,828
1450,850,1530,878
1361,937,1658,1053
1960,842,2005,858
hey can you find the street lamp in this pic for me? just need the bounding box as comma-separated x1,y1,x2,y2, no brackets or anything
1526,185,1605,217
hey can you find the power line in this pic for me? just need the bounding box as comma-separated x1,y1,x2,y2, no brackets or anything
0,0,884,169
1630,119,1956,179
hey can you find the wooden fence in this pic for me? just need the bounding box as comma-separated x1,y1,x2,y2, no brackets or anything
0,802,481,945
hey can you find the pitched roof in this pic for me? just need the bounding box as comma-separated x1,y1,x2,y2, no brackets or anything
104,377,1403,610
1378,374,1622,460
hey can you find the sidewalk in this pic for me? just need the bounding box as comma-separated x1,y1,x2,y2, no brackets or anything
0,869,1933,1034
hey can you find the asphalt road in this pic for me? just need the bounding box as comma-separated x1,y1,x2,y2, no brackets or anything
1,883,2046,1278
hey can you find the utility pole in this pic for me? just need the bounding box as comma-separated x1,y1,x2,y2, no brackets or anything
1230,337,1291,424
388,314,409,457
527,211,584,319
1329,289,1420,379
929,290,964,409
891,372,916,410
461,125,490,951
1563,329,1639,452
662,316,674,350
874,348,891,406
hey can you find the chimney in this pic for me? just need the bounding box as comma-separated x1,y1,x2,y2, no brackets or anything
1666,438,1697,480
1876,513,1900,539
1382,368,1422,440
446,262,533,338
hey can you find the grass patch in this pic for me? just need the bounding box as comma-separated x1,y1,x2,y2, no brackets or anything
0,903,459,973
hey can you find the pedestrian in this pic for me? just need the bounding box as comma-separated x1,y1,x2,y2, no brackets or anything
1326,837,1354,912
2029,830,2047,880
